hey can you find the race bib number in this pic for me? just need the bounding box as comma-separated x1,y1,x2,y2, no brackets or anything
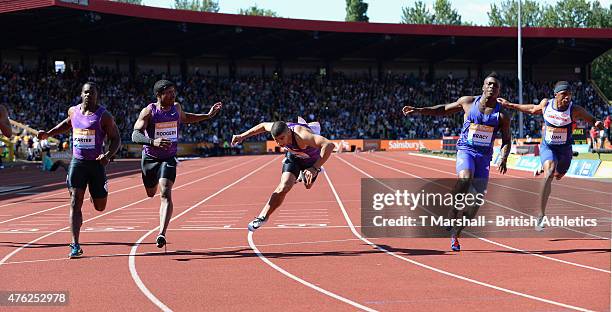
73,128,95,149
467,124,494,146
155,121,178,142
545,126,567,145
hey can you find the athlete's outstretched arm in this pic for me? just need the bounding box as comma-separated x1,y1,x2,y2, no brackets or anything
37,108,73,139
178,102,222,124
402,96,469,117
497,111,512,174
98,112,122,165
231,122,273,145
497,98,546,115
0,104,11,137
573,105,604,130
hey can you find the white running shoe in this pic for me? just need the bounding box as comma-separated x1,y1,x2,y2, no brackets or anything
248,216,267,232
535,215,546,231
296,171,304,184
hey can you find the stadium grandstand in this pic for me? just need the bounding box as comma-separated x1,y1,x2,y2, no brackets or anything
0,0,611,160
1,2,611,311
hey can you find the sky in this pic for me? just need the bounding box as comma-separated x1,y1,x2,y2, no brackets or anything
142,0,611,26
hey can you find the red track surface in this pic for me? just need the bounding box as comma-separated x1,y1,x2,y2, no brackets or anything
0,152,609,311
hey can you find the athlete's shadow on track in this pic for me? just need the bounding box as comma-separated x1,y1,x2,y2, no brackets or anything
548,238,610,241
132,244,450,261
0,241,156,249
471,248,610,255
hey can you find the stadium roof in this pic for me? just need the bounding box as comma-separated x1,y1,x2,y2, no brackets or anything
1,0,611,64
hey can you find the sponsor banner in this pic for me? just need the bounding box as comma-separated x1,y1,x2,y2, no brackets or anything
493,138,541,147
567,159,601,177
267,139,365,153
197,142,214,149
363,140,380,151
442,136,459,151
124,143,198,157
243,142,265,154
572,144,590,154
266,141,279,153
515,144,539,155
572,127,587,141
491,153,520,168
514,156,541,171
380,140,441,151
126,144,142,156
594,161,612,178
505,155,605,178
176,144,197,156
50,151,72,160
506,154,520,168
331,140,364,152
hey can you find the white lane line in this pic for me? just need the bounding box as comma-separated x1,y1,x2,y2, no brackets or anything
346,154,611,266
0,157,262,268
129,156,277,312
324,166,596,312
248,231,377,311
0,157,241,225
356,154,608,240
376,153,611,213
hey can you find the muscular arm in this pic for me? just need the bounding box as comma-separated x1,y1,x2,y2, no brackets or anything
39,107,73,139
178,102,222,124
403,96,470,117
572,105,599,126
498,111,512,172
498,98,546,115
132,106,153,145
101,111,121,158
231,122,273,146
0,105,11,137
238,122,273,139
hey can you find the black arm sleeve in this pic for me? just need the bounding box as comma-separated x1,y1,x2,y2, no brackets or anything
132,129,153,145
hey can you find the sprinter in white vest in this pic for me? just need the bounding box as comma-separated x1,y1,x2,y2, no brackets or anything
498,81,604,231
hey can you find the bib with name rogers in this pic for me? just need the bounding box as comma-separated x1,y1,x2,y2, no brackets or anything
155,121,178,142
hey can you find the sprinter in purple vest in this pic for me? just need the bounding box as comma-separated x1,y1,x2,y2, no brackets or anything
37,82,121,258
402,73,512,252
232,120,335,232
131,80,222,249
497,81,604,231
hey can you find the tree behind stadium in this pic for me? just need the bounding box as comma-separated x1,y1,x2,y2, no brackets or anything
174,0,219,12
239,5,278,17
345,0,369,22
401,0,462,25
487,0,612,98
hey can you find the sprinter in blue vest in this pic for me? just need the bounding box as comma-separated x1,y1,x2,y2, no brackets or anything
498,81,603,231
403,73,512,251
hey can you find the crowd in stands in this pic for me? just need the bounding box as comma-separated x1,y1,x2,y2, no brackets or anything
1,63,610,155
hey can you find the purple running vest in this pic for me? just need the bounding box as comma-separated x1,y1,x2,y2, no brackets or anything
456,96,501,156
143,103,180,159
285,123,321,165
71,104,106,160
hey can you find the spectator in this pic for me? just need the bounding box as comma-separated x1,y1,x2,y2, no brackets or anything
1,62,608,154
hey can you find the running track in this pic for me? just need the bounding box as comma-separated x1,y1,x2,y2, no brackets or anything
0,152,609,311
